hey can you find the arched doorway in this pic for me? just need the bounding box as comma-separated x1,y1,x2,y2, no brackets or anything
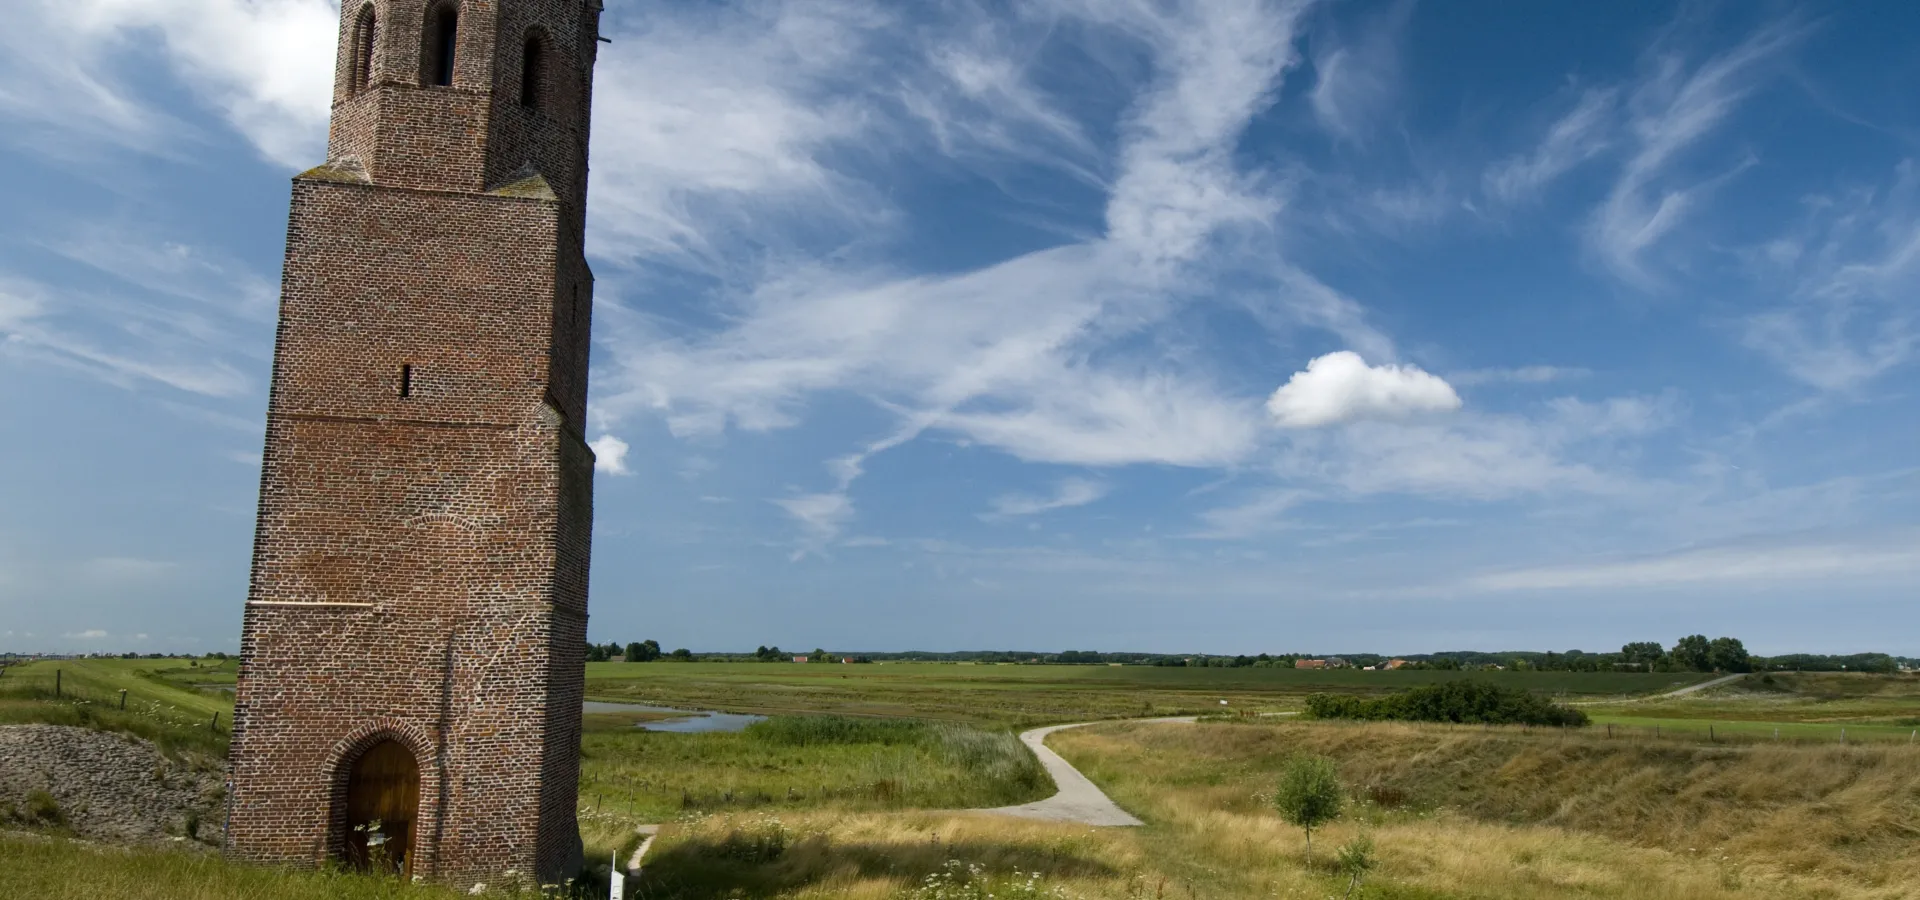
340,739,420,876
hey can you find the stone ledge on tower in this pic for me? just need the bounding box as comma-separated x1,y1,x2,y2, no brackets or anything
298,157,372,185
489,166,558,201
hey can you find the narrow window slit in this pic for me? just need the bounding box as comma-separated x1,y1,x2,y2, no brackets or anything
400,364,413,399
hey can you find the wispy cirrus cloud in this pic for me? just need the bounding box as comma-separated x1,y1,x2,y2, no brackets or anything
983,478,1109,521
1466,531,1920,590
2,0,336,167
1586,17,1803,286
597,0,1335,550
1484,87,1616,204
1739,161,1920,392
1446,365,1591,387
1304,0,1412,144
0,226,272,398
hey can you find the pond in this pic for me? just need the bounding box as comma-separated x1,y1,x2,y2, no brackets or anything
581,700,767,734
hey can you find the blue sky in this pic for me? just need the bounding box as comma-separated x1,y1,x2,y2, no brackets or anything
2,0,1916,656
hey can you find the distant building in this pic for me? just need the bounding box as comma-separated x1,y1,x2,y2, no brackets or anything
1295,659,1328,669
1327,657,1351,668
792,656,808,663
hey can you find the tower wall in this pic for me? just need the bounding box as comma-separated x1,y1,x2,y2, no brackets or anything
230,0,600,888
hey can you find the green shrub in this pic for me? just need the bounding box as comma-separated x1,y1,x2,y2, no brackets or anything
711,815,789,862
24,790,65,827
1305,680,1589,727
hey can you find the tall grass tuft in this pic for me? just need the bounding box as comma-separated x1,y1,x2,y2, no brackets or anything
744,715,925,746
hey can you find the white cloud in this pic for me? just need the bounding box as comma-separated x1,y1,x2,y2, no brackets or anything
1267,391,1676,502
1483,88,1615,204
1447,365,1590,387
1187,489,1307,539
1267,351,1461,428
64,629,110,640
984,478,1109,520
0,226,269,398
1304,0,1411,143
4,0,337,167
1467,533,1920,591
589,434,632,476
771,492,855,556
594,0,1338,554
1586,19,1801,286
1739,162,1920,391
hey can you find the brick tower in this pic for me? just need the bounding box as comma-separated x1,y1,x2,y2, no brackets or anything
228,0,602,887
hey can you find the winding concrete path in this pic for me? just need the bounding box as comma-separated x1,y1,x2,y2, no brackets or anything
979,719,1193,825
981,675,1746,828
1658,672,1748,697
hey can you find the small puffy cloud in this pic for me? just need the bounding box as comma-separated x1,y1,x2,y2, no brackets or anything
589,435,631,476
1266,352,1462,428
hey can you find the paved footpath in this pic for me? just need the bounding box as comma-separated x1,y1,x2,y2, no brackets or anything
982,715,1228,826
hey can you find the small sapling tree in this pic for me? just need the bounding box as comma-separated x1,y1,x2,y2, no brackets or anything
1274,754,1344,858
1336,833,1376,898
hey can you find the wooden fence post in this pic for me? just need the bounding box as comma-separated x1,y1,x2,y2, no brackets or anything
210,712,220,732
119,689,127,710
55,669,62,697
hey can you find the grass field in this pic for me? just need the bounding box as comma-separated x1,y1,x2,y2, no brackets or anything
625,716,1920,899
0,657,235,757
577,714,1052,823
6,659,1919,898
581,662,1712,725
1581,671,1920,745
0,834,466,900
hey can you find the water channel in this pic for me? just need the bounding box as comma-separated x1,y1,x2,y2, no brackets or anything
581,700,766,734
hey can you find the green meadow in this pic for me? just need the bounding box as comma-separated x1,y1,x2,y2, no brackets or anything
580,660,1712,725
7,658,1920,898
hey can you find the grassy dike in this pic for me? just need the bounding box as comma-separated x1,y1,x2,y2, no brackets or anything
1035,719,1920,899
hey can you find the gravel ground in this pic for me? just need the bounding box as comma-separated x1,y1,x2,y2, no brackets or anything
0,724,226,847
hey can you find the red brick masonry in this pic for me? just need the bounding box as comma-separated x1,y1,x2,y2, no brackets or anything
229,0,602,887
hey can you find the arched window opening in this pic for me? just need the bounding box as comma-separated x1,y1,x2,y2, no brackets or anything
422,3,459,87
340,739,419,876
350,4,377,94
519,34,545,110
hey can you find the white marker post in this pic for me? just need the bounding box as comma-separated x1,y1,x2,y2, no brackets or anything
609,851,624,900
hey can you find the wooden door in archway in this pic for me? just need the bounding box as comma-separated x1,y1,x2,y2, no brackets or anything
341,739,419,877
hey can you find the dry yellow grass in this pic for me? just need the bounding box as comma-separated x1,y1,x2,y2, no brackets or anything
1051,719,1920,899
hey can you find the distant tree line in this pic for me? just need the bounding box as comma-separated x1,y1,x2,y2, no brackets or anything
574,638,1909,673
